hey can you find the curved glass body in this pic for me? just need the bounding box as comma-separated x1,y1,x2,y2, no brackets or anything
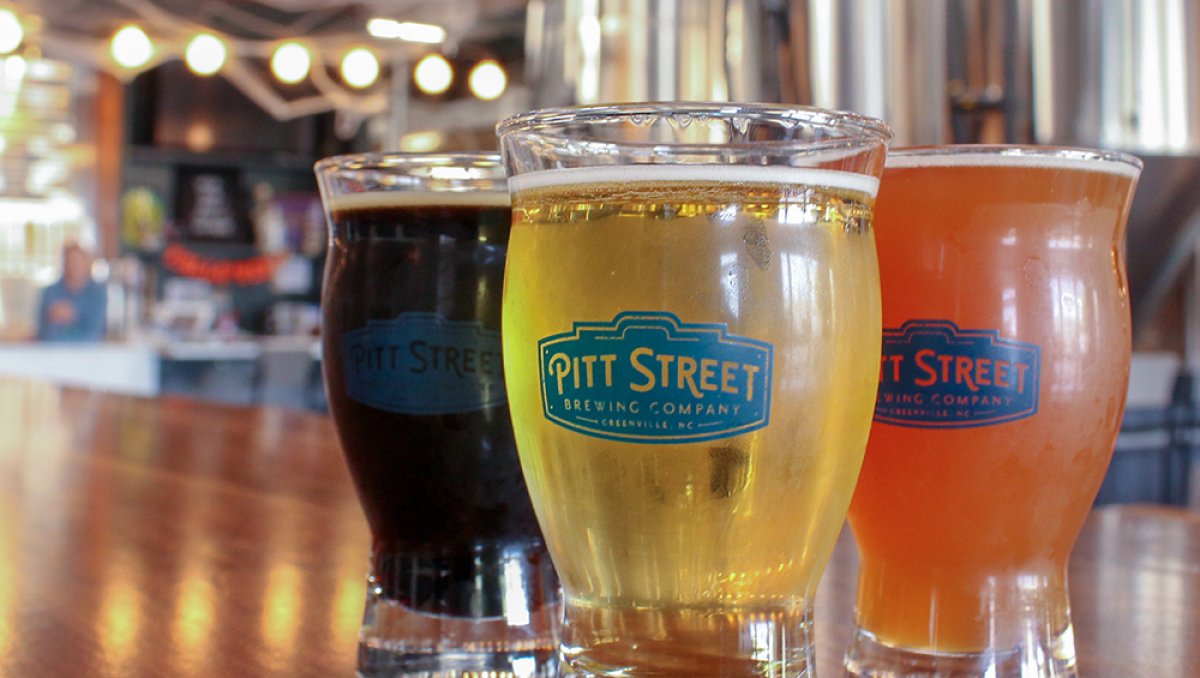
499,103,891,676
846,147,1142,677
315,153,560,676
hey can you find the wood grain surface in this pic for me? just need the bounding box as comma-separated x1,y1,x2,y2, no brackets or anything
0,379,1194,677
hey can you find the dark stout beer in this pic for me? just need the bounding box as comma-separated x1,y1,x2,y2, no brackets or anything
322,190,556,629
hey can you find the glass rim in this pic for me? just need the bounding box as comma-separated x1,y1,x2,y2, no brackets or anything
886,144,1143,176
314,151,503,175
495,102,894,149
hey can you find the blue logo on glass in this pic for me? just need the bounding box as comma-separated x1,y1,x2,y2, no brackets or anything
538,311,773,444
876,319,1041,428
341,312,505,415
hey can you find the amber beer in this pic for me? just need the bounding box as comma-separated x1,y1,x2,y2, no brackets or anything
846,148,1141,676
504,161,882,674
315,154,559,677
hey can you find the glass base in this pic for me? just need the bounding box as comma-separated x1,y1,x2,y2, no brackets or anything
358,644,556,677
356,544,561,677
560,600,815,677
844,626,1078,678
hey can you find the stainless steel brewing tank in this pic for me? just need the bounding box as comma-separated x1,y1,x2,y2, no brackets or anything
524,0,951,145
523,0,1200,338
1031,0,1200,336
524,0,796,106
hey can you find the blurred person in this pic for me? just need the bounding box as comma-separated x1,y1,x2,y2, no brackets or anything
37,243,107,342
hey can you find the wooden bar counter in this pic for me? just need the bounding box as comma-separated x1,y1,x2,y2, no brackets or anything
0,378,1194,677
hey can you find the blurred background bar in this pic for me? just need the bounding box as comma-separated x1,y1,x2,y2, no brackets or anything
0,0,1193,505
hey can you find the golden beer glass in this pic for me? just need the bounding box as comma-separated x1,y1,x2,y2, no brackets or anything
497,103,891,676
845,146,1142,677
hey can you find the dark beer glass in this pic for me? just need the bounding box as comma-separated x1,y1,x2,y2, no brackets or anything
314,153,560,676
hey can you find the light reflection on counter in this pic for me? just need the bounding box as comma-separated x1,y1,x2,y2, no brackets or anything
0,379,370,675
99,574,140,670
262,562,303,670
0,518,15,660
173,572,216,666
333,571,366,642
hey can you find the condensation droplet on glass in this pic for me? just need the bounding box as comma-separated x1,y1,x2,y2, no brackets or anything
709,446,749,498
724,263,749,303
743,221,772,270
709,203,740,228
1021,257,1048,286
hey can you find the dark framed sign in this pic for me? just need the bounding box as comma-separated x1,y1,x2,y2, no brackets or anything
175,166,253,244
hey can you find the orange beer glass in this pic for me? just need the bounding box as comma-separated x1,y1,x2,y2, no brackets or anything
845,147,1141,677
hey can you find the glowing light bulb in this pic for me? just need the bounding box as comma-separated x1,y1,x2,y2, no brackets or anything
0,9,23,55
3,54,26,81
111,25,153,69
185,33,226,76
399,130,444,153
271,42,310,84
366,19,446,44
414,54,452,95
340,48,379,89
468,60,506,101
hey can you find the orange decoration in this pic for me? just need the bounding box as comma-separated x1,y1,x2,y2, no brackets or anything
161,244,287,286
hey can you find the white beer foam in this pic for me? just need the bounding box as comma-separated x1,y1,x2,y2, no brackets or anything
508,164,880,197
327,190,510,211
886,150,1142,179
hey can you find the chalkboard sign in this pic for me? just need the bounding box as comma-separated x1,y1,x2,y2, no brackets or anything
175,166,253,243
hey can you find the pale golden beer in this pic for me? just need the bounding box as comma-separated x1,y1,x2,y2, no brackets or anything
503,164,882,675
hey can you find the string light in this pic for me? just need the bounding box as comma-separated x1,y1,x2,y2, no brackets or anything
271,42,310,84
3,54,25,81
16,5,453,124
340,48,379,89
399,130,444,152
0,9,23,54
413,53,452,95
185,33,227,76
468,60,506,100
111,25,153,69
366,19,446,44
